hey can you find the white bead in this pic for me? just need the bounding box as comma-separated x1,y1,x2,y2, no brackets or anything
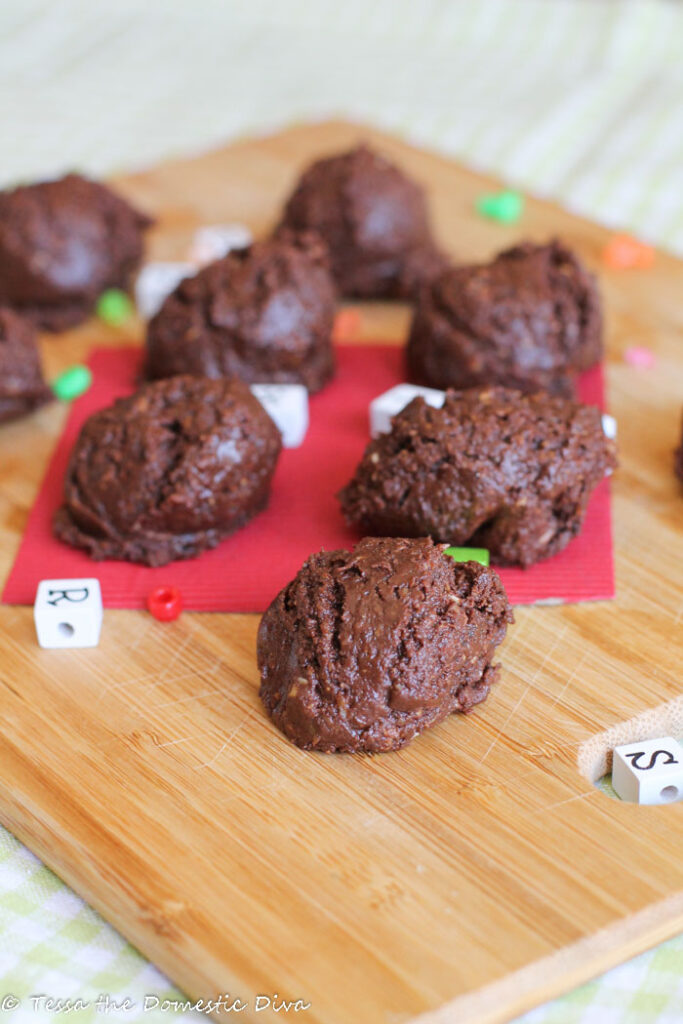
612,737,683,805
134,262,195,320
187,224,252,266
369,384,445,438
34,579,103,649
250,383,309,448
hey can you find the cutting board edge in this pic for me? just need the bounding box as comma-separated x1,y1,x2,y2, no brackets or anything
2,784,682,1024
410,893,683,1024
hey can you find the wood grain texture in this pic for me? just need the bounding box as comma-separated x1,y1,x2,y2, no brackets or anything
0,121,682,1024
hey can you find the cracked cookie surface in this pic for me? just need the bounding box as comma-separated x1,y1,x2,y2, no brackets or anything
145,232,336,393
276,145,448,300
54,374,281,566
407,240,602,396
0,307,51,422
258,536,513,753
0,173,151,330
339,387,617,567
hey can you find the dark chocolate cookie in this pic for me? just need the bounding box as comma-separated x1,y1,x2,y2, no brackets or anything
407,240,602,396
54,375,281,566
0,173,151,330
276,145,448,300
258,536,513,753
0,307,51,422
145,232,336,393
339,387,617,567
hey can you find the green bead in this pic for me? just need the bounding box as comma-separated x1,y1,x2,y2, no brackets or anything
444,547,490,566
52,365,92,401
476,190,524,224
96,288,133,325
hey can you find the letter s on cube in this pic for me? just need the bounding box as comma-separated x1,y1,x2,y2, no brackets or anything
612,737,683,805
34,578,103,649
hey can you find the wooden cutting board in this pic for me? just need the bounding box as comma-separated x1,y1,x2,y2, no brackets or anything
0,121,682,1024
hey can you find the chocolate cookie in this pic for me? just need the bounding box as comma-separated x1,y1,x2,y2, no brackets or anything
258,536,513,753
54,375,281,566
0,307,51,422
339,387,617,567
145,233,336,393
407,240,602,396
276,145,448,300
0,173,151,331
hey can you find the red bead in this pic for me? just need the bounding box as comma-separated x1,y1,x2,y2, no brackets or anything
146,585,182,622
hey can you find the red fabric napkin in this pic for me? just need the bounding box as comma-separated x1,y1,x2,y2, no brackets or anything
2,344,614,611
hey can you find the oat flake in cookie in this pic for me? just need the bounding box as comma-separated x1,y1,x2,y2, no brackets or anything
258,537,513,753
276,145,448,300
0,174,151,331
407,240,602,396
145,232,336,393
339,387,617,568
0,307,51,422
54,375,281,566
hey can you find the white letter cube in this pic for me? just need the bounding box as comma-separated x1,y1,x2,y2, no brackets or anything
601,413,617,440
370,384,445,438
250,383,309,448
134,262,196,320
612,736,683,805
34,579,102,649
188,223,252,266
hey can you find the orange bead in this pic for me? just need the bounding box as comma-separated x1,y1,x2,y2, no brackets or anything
602,234,655,270
333,308,361,340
